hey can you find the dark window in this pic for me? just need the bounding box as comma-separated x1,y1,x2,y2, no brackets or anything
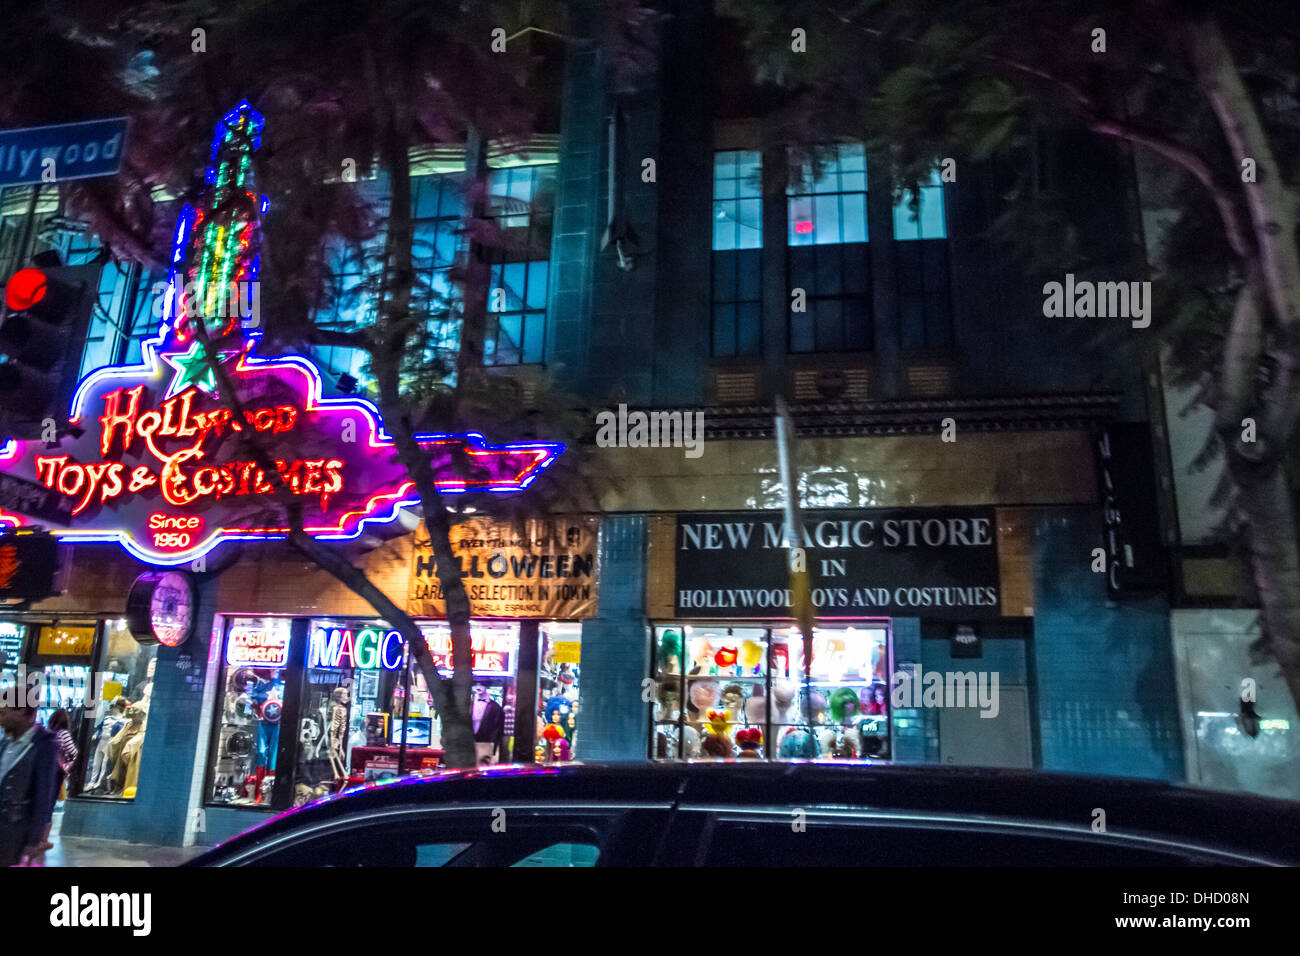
893,169,952,349
786,143,872,353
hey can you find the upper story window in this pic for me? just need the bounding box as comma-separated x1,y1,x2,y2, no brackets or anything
787,143,872,353
892,168,952,350
787,142,868,246
484,161,555,366
892,169,947,240
712,150,762,357
712,150,762,251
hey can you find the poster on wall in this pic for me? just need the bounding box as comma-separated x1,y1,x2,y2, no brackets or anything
672,507,1001,621
407,516,598,619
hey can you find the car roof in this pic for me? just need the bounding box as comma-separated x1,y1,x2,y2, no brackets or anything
194,761,1300,864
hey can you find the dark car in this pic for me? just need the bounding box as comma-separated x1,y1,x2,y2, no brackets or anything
189,761,1300,866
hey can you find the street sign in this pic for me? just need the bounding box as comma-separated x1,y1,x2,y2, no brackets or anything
0,469,72,525
0,117,129,188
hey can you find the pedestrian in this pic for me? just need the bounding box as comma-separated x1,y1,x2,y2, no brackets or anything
0,703,59,866
42,709,79,850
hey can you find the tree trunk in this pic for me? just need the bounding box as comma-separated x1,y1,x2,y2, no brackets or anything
1226,454,1300,709
364,30,479,768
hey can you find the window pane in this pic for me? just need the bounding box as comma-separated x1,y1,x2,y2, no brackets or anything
841,193,868,243
526,261,548,311
844,298,872,350
919,186,946,238
788,197,814,246
713,202,736,251
735,198,762,249
815,245,843,296
510,842,600,867
736,302,762,355
736,249,760,301
523,311,545,363
791,306,815,352
815,298,843,350
713,250,737,301
713,303,737,356
813,195,841,244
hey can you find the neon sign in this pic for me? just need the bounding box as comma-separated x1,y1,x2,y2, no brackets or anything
422,623,518,677
308,627,405,671
226,622,291,667
0,102,562,564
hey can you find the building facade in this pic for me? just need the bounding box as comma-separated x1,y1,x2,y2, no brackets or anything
0,0,1198,849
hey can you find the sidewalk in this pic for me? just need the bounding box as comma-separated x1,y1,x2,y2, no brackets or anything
35,808,205,867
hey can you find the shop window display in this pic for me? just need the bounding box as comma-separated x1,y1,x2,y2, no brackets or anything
0,621,24,692
651,623,890,760
80,619,158,799
209,618,289,808
422,622,519,766
535,623,581,763
295,620,405,803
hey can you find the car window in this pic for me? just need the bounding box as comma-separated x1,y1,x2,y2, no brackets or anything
510,842,600,867
239,807,666,867
693,813,1238,866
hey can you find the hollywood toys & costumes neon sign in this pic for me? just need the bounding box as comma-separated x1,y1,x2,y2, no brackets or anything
0,102,562,564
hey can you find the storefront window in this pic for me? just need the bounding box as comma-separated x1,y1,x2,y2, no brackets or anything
296,620,407,804
208,618,290,809
652,623,890,760
0,621,25,699
421,621,519,766
80,619,158,799
536,623,581,762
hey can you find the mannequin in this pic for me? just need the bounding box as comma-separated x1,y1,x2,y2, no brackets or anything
744,683,767,726
327,685,350,781
86,696,129,791
138,656,156,706
471,683,505,765
108,704,147,794
771,679,797,724
720,684,745,729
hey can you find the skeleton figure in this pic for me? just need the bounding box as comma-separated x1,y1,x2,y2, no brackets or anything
327,685,350,782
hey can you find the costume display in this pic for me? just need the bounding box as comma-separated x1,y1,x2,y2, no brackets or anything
327,685,350,781
85,697,129,792
107,704,147,795
471,685,505,765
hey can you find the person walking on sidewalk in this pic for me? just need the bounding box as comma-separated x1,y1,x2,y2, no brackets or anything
0,704,59,866
41,709,79,850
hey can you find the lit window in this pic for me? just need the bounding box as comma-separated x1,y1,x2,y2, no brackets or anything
892,169,947,240
713,151,762,251
787,143,868,246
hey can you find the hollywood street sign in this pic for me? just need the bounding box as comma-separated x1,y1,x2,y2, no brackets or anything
0,117,129,187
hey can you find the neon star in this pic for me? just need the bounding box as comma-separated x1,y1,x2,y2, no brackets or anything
161,342,243,398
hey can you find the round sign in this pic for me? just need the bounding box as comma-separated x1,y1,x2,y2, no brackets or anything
126,571,197,647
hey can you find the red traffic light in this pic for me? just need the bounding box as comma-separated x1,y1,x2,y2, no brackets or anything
5,268,48,311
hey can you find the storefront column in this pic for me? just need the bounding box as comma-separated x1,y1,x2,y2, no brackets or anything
577,515,650,760
889,618,927,763
61,573,218,845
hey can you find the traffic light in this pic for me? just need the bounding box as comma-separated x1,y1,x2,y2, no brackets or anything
0,258,98,441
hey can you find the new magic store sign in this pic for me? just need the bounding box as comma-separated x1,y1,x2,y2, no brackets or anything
0,102,561,563
666,508,1003,620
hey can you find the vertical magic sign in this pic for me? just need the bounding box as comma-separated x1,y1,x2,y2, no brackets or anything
0,103,562,563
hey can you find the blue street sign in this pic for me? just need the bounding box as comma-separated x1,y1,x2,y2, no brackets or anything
0,117,129,188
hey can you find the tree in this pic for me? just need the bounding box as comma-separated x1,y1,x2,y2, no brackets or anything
720,0,1300,713
2,0,643,767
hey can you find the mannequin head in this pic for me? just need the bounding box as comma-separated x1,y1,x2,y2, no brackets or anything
110,696,129,715
771,679,797,716
241,775,258,799
472,683,490,702
543,695,572,727
720,684,745,716
330,686,350,706
829,687,860,724
125,703,147,725
688,679,718,715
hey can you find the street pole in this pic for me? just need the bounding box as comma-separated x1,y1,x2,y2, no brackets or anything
774,396,817,746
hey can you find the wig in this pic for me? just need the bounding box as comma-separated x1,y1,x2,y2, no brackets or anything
828,687,861,724
778,729,820,759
